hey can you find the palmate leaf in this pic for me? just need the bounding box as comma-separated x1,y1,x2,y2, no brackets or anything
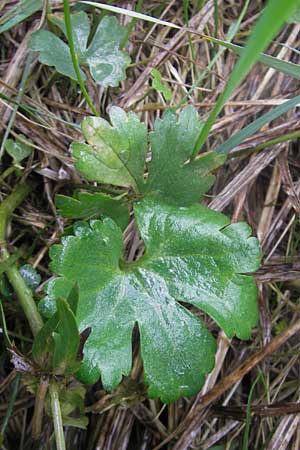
41,198,261,403
72,106,225,205
28,12,130,87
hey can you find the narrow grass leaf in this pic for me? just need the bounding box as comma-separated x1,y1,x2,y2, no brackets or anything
202,35,300,80
0,0,43,33
81,1,182,29
193,0,299,155
216,95,300,154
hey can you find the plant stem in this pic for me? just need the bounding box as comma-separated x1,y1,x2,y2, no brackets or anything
0,181,43,336
32,376,49,440
63,0,99,117
49,380,66,450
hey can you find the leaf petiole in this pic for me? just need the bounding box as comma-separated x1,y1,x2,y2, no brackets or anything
63,0,99,117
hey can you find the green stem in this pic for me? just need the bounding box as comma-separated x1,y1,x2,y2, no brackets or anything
0,182,43,337
49,380,66,450
63,0,99,117
32,376,49,440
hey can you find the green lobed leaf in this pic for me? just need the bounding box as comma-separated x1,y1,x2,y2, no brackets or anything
72,106,147,190
41,198,261,403
56,191,130,230
144,106,226,204
29,28,84,81
73,105,225,205
28,12,130,87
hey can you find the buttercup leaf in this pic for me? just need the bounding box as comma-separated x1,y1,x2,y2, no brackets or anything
29,28,84,81
28,12,130,87
72,107,147,190
41,198,261,403
144,106,226,204
72,105,225,205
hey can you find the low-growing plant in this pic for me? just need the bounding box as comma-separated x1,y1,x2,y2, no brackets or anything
40,105,262,404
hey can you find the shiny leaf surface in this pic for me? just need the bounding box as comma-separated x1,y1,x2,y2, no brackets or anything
73,105,225,204
144,106,226,204
41,198,261,402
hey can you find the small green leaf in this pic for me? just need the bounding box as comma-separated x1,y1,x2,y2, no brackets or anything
29,28,85,81
151,69,172,101
32,313,59,366
144,106,226,204
19,264,41,292
42,198,261,402
33,292,80,372
52,298,80,375
28,12,130,87
0,0,43,34
5,137,32,164
56,191,130,230
72,106,147,190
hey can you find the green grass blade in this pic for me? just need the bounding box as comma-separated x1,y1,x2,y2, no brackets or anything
203,36,300,80
0,0,43,33
192,0,298,156
216,95,300,154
